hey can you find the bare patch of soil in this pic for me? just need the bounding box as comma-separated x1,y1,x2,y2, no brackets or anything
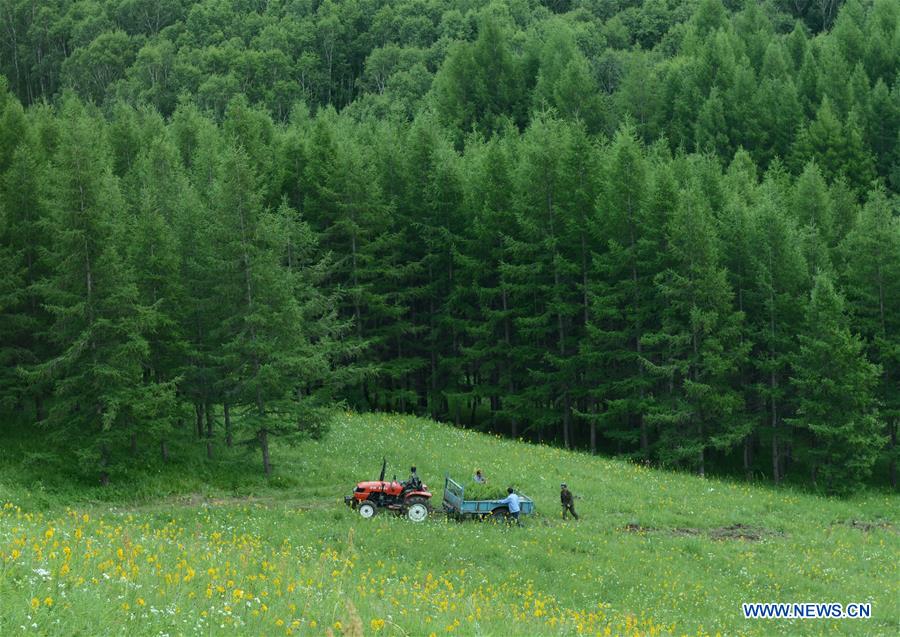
842,519,896,533
623,522,778,541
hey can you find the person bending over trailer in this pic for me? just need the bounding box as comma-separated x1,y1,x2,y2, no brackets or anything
498,487,522,526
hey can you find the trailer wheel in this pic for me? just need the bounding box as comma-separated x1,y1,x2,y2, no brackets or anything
491,508,509,522
358,501,378,519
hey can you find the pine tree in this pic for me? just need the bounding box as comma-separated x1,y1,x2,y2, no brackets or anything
395,115,464,419
695,88,730,158
746,182,809,483
840,187,900,487
431,17,523,139
791,97,876,191
793,161,835,244
209,145,339,476
367,119,424,414
789,273,883,493
0,134,52,419
126,133,191,460
791,161,836,279
300,118,400,409
34,97,158,484
584,124,664,458
455,134,528,435
644,176,748,475
509,114,583,447
174,114,226,448
717,150,759,478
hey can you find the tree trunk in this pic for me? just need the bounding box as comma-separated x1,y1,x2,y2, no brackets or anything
195,402,204,439
501,288,517,439
639,412,648,459
429,265,438,421
99,445,110,487
698,435,705,477
629,225,648,459
130,432,137,456
259,429,271,477
34,394,47,421
160,439,169,463
771,370,780,485
224,402,233,448
743,436,753,481
205,401,214,438
207,441,213,460
889,420,897,489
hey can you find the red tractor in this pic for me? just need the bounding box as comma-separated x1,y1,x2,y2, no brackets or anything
344,459,432,522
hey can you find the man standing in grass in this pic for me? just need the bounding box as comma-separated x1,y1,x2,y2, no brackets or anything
560,483,579,520
498,487,522,526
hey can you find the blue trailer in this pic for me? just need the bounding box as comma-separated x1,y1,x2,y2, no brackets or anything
442,476,535,521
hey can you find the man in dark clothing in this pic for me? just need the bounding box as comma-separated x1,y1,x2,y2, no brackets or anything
405,466,421,490
560,483,579,520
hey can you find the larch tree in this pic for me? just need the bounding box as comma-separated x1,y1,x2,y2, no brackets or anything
126,134,192,460
0,127,52,420
840,187,900,487
746,182,809,484
584,124,663,458
34,97,159,484
510,114,582,447
644,174,748,475
789,273,883,493
209,145,339,476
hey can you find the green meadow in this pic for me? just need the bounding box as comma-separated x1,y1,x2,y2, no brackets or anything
1,412,897,636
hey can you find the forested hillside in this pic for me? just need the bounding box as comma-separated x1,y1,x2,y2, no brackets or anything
0,0,898,493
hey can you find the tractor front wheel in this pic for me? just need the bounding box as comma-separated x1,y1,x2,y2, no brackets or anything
405,497,429,522
358,501,378,519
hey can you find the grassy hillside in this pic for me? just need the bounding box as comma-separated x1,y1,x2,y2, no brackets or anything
0,412,897,636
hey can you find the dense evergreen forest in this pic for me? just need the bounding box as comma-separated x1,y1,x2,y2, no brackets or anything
0,0,897,493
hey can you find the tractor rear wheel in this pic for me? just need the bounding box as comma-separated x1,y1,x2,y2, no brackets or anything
358,501,378,519
405,496,429,522
491,508,508,523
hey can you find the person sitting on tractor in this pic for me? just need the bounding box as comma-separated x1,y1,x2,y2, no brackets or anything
404,466,422,491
